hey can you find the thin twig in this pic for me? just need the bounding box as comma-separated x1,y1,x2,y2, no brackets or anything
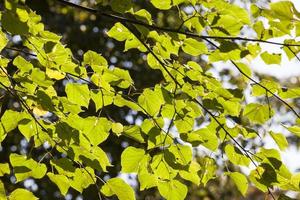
204,38,300,119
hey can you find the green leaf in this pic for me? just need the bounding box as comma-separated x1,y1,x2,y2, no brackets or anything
228,172,248,196
0,163,10,176
18,119,38,141
121,147,145,173
199,156,217,185
147,53,161,69
9,189,38,200
138,88,164,116
101,178,135,200
111,0,132,13
209,41,242,61
30,68,53,87
82,50,107,73
67,115,112,146
132,9,152,25
165,144,192,166
0,126,6,144
249,163,278,192
90,90,114,111
16,7,29,22
210,15,243,36
13,56,33,74
113,94,141,111
10,153,47,182
124,36,147,52
150,0,171,10
0,180,6,199
1,110,23,134
270,1,294,20
65,83,90,108
47,173,70,196
151,153,177,180
225,144,250,166
236,62,252,81
137,154,157,190
122,125,145,143
270,131,288,151
2,11,29,35
174,115,194,133
157,180,188,200
288,173,300,190
182,38,208,56
243,103,273,124
70,167,95,193
279,87,300,99
0,30,8,51
181,127,218,151
217,97,241,117
284,125,300,137
70,145,111,172
252,79,280,97
51,158,76,177
112,122,123,135
102,68,133,88
260,51,281,65
142,118,172,149
107,22,131,41
179,161,201,185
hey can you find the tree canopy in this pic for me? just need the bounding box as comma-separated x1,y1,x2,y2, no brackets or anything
0,0,300,199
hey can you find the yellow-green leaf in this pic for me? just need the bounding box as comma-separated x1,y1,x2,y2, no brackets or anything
0,30,8,51
260,51,281,65
9,189,38,200
65,83,90,108
270,131,288,151
182,38,208,56
228,172,248,196
101,178,135,200
121,146,145,173
225,144,250,166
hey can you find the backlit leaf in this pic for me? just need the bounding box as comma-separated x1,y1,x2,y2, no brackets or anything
157,180,187,200
225,144,250,166
243,103,273,124
10,154,47,182
228,172,248,196
47,173,70,195
65,83,90,108
270,131,288,151
101,178,135,200
9,189,38,200
0,30,8,51
121,147,145,173
150,0,171,10
182,38,208,56
0,163,10,176
260,51,281,65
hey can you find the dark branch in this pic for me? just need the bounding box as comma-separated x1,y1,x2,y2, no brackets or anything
56,0,300,47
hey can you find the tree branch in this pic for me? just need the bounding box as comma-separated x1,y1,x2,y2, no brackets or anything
55,0,300,47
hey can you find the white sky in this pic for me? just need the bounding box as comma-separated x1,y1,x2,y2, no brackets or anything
250,0,300,79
